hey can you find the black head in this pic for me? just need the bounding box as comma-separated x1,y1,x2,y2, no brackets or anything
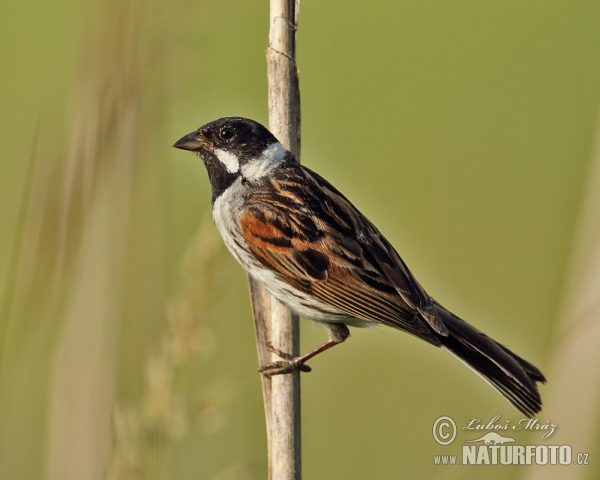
174,117,290,200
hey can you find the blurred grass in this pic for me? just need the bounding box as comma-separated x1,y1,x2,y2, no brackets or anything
523,110,600,480
1,0,600,479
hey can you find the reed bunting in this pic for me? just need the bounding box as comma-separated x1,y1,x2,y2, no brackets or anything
174,117,545,416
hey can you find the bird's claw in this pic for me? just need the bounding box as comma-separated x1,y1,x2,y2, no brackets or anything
265,342,293,360
258,343,312,377
257,360,312,377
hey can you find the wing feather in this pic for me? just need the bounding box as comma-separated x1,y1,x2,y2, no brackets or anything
238,165,445,344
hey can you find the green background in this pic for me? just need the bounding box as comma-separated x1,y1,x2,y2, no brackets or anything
1,0,599,479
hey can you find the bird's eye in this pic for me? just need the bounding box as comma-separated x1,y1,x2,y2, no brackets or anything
220,127,234,140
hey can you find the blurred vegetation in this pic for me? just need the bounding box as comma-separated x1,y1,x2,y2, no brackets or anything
1,0,599,479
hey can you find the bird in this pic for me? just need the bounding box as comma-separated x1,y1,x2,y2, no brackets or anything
174,117,545,417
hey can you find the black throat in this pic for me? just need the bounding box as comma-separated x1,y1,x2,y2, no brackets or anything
200,152,240,203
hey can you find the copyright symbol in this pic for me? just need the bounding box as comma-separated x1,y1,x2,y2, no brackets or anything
433,416,456,445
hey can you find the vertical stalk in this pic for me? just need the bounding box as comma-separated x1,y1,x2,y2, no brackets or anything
249,1,301,479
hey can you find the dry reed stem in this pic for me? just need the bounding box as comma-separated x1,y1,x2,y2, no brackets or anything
249,1,302,479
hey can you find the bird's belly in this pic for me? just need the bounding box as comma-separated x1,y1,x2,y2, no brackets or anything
248,266,373,328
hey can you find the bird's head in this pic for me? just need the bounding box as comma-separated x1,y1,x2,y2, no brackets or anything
174,117,293,200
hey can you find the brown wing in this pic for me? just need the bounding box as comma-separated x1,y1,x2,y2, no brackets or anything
239,165,446,343
306,166,446,335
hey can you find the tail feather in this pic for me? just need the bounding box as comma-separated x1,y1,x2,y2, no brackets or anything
434,302,546,417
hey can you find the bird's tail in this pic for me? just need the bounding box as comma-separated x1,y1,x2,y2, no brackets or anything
434,302,546,417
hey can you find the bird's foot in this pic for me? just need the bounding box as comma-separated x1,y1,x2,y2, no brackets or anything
257,342,312,377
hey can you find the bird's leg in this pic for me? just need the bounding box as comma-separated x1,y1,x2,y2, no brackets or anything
258,323,350,377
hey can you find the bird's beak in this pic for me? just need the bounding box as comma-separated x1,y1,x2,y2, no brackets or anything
173,131,208,151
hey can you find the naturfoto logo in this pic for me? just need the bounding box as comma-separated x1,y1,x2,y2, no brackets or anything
432,415,590,467
463,414,556,440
